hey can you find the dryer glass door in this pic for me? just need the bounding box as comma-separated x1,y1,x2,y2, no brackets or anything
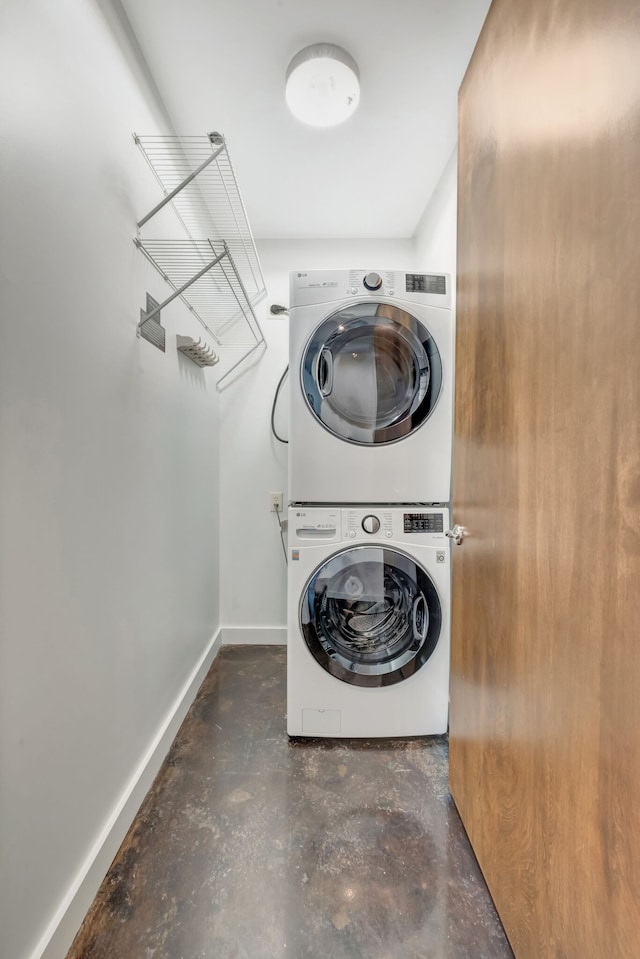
300,546,442,687
301,303,442,445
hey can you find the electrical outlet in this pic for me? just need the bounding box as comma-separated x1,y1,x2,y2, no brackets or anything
270,492,283,512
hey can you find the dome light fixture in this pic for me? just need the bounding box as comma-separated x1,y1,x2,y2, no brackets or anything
285,43,360,128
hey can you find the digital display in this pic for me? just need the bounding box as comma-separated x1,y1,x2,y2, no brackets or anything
403,513,444,533
405,273,447,294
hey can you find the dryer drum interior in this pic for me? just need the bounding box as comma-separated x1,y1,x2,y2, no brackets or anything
302,302,442,446
300,546,442,688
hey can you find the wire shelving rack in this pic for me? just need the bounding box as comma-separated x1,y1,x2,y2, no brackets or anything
134,132,267,389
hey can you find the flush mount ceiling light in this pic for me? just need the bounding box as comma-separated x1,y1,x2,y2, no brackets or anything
285,43,360,128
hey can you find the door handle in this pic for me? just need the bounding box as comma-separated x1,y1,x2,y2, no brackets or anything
412,594,428,642
445,524,466,546
318,348,334,397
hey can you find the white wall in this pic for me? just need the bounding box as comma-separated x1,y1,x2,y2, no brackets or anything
219,238,416,640
413,147,458,283
412,147,458,503
0,3,221,959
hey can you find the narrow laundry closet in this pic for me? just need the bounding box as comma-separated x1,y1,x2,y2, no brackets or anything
2,1,638,959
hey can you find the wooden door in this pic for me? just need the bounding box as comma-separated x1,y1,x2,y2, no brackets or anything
450,1,640,957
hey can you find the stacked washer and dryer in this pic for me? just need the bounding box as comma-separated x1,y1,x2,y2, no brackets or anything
287,269,453,738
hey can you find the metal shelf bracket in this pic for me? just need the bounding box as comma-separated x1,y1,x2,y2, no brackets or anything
137,293,165,352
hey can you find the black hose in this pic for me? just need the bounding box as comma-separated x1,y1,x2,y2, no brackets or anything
271,366,289,444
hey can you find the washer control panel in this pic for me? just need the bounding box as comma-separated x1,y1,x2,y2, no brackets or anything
403,512,444,533
291,508,340,542
341,508,447,542
361,514,381,534
363,272,382,291
345,509,393,540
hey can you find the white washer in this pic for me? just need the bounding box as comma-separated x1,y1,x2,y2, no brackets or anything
288,269,453,504
287,505,450,738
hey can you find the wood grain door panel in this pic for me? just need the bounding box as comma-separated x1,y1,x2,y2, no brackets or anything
450,1,640,956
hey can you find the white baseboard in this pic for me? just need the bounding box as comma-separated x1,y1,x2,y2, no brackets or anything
221,626,287,645
34,628,223,959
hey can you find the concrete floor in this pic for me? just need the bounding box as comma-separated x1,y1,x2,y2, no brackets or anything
66,646,514,959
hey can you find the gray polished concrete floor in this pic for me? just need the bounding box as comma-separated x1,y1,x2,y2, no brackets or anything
66,646,513,959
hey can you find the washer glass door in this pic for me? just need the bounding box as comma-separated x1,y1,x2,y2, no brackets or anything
302,302,442,445
300,546,442,687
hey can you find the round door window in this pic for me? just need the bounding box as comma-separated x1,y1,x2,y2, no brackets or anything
300,546,442,688
301,302,442,445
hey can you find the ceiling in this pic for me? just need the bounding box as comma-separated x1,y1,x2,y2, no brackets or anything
120,0,491,240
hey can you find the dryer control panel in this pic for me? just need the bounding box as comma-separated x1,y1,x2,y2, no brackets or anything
289,269,452,309
405,273,447,295
348,269,396,296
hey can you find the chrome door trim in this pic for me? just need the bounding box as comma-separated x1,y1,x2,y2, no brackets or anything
299,544,443,688
301,302,443,446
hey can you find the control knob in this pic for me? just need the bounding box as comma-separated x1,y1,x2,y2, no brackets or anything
363,272,382,291
362,514,381,534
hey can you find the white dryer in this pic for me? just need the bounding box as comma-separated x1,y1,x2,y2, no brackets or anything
287,505,450,738
288,269,453,504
